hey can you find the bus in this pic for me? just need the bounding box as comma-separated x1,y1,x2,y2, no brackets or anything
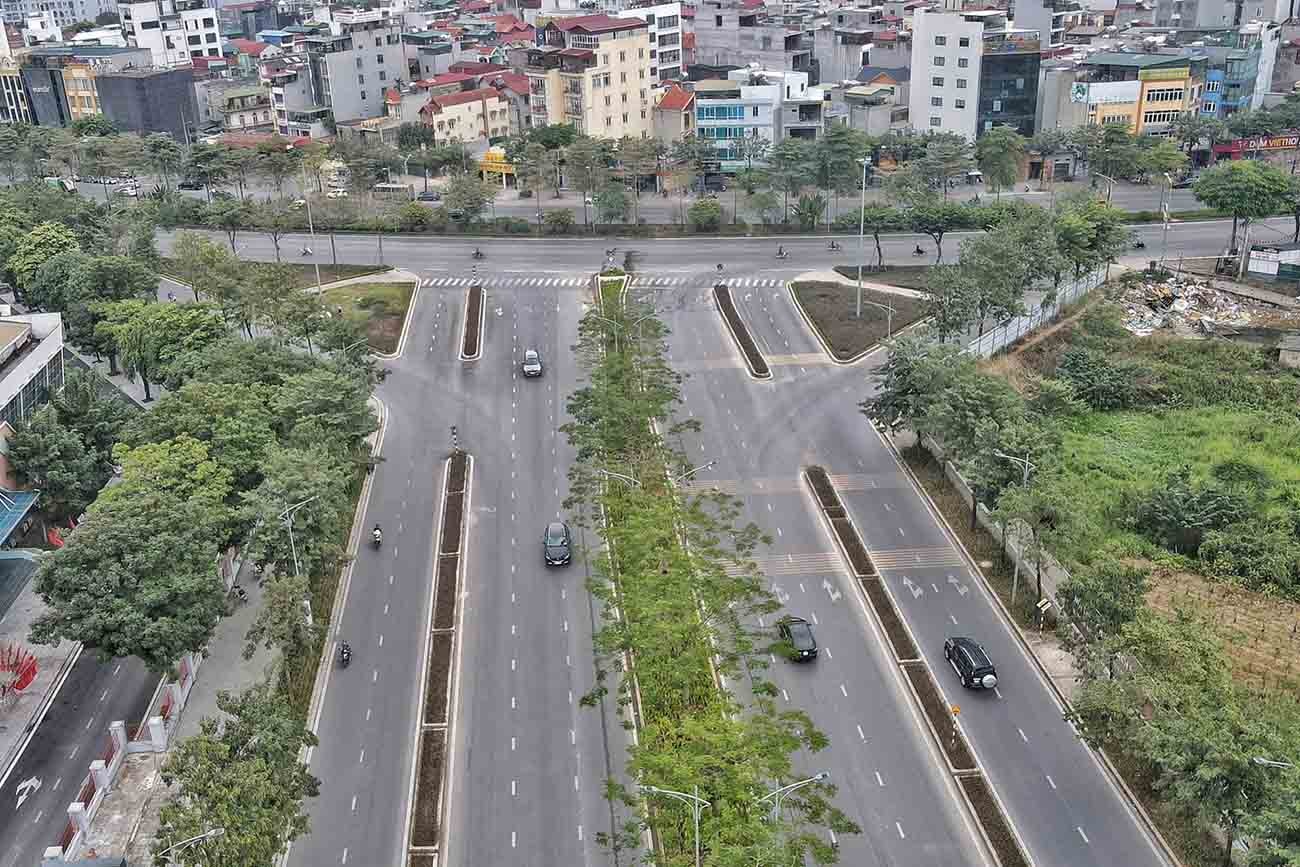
372,182,415,201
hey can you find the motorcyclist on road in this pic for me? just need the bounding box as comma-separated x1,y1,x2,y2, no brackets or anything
372,524,382,546
339,641,352,666
777,245,787,258
914,244,925,256
472,247,484,259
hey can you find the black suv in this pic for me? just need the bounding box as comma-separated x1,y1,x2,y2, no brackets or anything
944,636,998,689
778,616,818,661
543,521,571,566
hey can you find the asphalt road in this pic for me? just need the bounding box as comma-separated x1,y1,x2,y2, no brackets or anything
0,651,157,867
278,264,626,867
165,219,1251,867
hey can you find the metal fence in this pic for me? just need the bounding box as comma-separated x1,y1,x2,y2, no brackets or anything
964,266,1108,358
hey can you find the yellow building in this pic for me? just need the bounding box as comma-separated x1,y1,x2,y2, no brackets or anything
63,62,103,123
419,87,513,143
524,13,653,139
1080,52,1204,135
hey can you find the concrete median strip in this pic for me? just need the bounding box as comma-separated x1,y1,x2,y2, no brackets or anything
712,284,771,379
405,450,470,863
805,464,1035,867
459,285,484,361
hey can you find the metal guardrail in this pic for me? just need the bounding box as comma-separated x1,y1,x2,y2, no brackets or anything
965,266,1107,358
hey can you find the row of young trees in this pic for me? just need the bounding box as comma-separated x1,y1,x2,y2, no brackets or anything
564,274,856,863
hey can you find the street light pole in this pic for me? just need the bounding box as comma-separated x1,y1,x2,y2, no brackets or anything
298,157,322,291
671,460,716,486
755,772,829,823
158,827,225,864
856,156,871,319
993,450,1034,605
595,467,641,487
1160,171,1173,266
1253,756,1295,769
640,784,710,867
1093,172,1116,203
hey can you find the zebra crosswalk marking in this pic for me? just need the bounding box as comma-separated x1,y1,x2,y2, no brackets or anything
723,552,845,578
868,547,966,570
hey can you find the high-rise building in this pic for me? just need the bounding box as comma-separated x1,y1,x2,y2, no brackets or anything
301,7,405,124
119,0,222,67
2,0,118,30
908,7,1041,140
524,13,653,138
610,2,683,84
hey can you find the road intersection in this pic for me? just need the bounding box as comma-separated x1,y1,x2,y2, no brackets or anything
151,223,1238,867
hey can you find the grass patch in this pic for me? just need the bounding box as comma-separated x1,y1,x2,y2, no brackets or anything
831,264,933,291
791,281,927,360
410,729,446,847
423,632,453,726
160,258,386,290
322,281,415,355
714,284,770,377
959,776,1031,867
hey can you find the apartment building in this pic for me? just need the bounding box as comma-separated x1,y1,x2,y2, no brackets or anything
1193,21,1281,117
0,59,31,122
119,0,222,67
1013,0,1084,50
301,7,406,124
524,13,652,138
260,55,330,137
419,85,512,141
2,0,116,29
690,67,827,168
1078,51,1205,134
218,82,273,130
610,1,683,84
908,7,1041,140
693,0,816,76
220,0,278,40
814,7,885,84
18,43,147,127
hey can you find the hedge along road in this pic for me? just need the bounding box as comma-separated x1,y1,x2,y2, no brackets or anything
156,213,1285,278
286,267,623,867
645,272,1175,867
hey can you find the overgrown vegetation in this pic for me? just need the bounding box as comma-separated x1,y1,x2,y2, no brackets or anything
565,276,856,864
866,281,1300,867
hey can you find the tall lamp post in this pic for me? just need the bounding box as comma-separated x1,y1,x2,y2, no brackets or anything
1092,172,1116,203
297,155,322,291
755,771,829,823
856,156,872,319
993,450,1035,605
640,784,710,867
158,827,225,865
280,494,320,626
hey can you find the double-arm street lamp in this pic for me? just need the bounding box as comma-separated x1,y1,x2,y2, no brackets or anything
755,771,830,823
671,461,716,486
993,450,1036,604
158,827,225,864
640,784,711,867
1254,756,1295,770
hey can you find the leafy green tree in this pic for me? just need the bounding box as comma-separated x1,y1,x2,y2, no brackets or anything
442,172,495,224
861,336,969,441
51,368,133,469
103,435,233,535
543,208,574,235
593,182,629,225
144,133,183,188
270,367,375,448
243,570,315,660
183,141,231,201
27,249,91,312
991,477,1070,603
1089,121,1142,183
565,136,613,227
514,141,555,226
206,197,252,254
746,189,782,226
7,405,101,521
916,134,974,199
0,125,21,181
31,482,225,670
1247,779,1300,867
170,231,241,304
10,221,80,289
240,443,353,580
255,138,302,199
766,138,814,219
223,147,259,200
811,125,869,225
71,114,117,137
1057,560,1148,669
856,204,899,269
1169,113,1228,157
687,197,723,232
96,300,226,401
1193,159,1293,252
975,126,1025,199
920,263,977,342
790,193,826,231
907,200,970,261
1140,139,1189,181
157,683,319,867
1131,466,1243,554
618,135,661,223
252,198,299,262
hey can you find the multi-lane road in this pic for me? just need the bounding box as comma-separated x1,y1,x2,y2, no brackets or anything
152,218,1255,867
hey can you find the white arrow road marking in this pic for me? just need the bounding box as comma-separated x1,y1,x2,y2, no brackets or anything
947,574,969,596
822,578,841,602
901,577,923,599
15,776,41,810
772,585,790,604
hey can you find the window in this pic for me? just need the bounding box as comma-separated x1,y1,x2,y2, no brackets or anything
992,99,1002,111
358,74,365,84
933,55,945,66
957,57,969,68
752,106,759,117
605,95,611,106
622,112,628,122
1146,87,1185,103
930,116,942,127
621,72,627,82
640,48,646,58
932,76,944,86
1016,77,1024,90
931,96,943,107
622,93,627,103
379,70,386,80
956,78,966,89
605,117,612,126
1143,110,1181,124
205,32,215,42
954,98,966,109
602,53,609,65
1206,80,1223,92
959,36,969,47
202,16,213,26
619,50,625,61
934,34,947,45
361,90,367,100
376,54,384,64
715,14,722,26
356,58,363,68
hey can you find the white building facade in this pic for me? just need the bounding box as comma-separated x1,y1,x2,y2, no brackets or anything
119,0,222,66
908,8,984,138
612,1,683,84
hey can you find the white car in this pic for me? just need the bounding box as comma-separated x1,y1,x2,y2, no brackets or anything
326,189,349,199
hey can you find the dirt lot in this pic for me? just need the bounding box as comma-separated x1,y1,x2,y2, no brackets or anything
322,280,415,355
792,281,927,359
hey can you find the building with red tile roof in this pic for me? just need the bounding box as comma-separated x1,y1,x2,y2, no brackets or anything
419,86,511,141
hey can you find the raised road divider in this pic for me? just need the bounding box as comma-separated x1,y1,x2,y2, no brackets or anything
712,283,771,379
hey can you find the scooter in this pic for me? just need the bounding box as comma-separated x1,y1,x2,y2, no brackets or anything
913,246,926,257
471,248,485,260
828,241,842,251
1134,239,1146,250
372,529,382,549
776,248,789,260
339,643,352,668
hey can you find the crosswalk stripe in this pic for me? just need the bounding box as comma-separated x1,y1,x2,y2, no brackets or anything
681,476,804,496
724,552,844,577
869,547,966,569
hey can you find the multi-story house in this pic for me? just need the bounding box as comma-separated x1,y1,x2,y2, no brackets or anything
693,0,816,77
610,2,683,84
2,0,117,30
1078,51,1206,135
418,85,512,142
524,13,652,138
301,7,406,124
908,6,1041,140
1151,0,1290,28
1013,0,1084,50
119,0,223,67
218,82,273,130
690,67,828,169
260,54,331,138
1190,21,1281,117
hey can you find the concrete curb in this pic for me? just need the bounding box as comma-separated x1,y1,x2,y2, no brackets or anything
712,284,772,381
786,281,933,366
457,285,485,363
375,278,421,361
0,642,82,793
871,426,1182,867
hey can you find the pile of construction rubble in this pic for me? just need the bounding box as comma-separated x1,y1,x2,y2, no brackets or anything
1118,274,1294,338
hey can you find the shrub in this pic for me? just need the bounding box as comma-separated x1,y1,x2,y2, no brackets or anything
1200,516,1300,595
492,217,531,234
1056,346,1147,410
1129,467,1245,555
687,198,723,232
397,202,429,231
543,209,574,235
